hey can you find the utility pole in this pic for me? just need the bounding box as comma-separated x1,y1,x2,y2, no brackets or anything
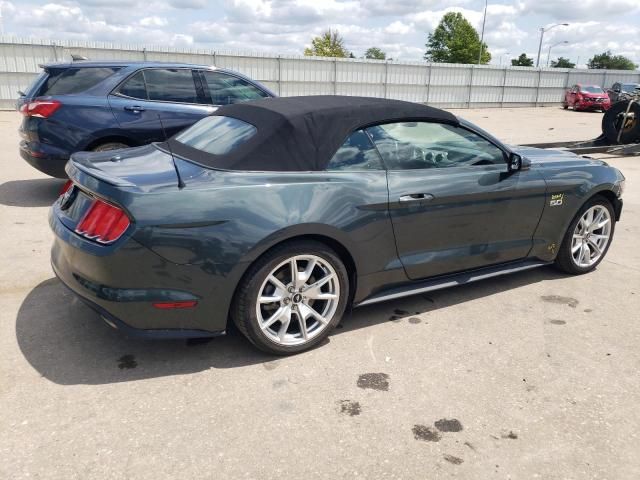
536,23,569,67
477,0,487,65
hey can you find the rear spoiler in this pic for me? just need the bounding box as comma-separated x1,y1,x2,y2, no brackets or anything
66,160,136,188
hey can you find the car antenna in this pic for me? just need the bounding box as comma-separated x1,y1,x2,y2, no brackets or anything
157,114,185,189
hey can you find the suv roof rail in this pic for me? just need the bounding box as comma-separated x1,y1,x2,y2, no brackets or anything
71,54,89,61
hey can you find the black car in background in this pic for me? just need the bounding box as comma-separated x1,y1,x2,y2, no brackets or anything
607,82,640,103
18,61,275,178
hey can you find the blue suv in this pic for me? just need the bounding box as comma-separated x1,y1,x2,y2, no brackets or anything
18,61,276,178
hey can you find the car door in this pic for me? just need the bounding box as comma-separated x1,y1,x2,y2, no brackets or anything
108,68,215,144
367,121,547,280
198,70,271,106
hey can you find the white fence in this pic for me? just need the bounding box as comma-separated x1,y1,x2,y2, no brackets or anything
2,36,640,110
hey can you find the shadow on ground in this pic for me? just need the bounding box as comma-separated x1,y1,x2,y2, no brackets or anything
0,178,65,207
17,267,569,385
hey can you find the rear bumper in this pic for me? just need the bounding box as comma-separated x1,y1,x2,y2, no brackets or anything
49,204,238,338
20,140,69,178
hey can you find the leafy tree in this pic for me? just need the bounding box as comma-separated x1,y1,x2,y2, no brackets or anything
550,57,575,68
511,53,533,67
424,12,490,64
587,51,637,70
365,47,386,60
304,29,349,58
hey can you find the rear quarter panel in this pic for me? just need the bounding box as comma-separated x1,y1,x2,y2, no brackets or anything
124,169,402,303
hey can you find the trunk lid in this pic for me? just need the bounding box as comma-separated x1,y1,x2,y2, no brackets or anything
68,144,205,191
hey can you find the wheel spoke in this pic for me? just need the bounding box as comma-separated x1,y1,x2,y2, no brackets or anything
268,275,288,293
595,217,610,230
580,243,591,265
299,302,329,325
277,310,292,341
304,273,335,298
571,241,582,254
262,305,291,330
587,239,602,256
290,258,299,289
300,258,317,284
296,311,308,340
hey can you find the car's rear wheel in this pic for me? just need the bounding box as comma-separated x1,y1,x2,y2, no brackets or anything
554,196,615,274
92,141,130,152
232,240,349,355
563,103,568,110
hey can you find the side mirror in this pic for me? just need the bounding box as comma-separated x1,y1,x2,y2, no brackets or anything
17,90,25,97
508,153,529,172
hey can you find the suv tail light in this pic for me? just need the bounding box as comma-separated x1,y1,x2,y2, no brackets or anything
75,198,130,244
19,100,62,118
59,180,73,196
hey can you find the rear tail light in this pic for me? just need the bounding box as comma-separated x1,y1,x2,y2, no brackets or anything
75,198,130,244
20,100,62,118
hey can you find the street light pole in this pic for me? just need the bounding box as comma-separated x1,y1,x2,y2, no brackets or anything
547,41,569,67
536,23,569,67
477,0,487,65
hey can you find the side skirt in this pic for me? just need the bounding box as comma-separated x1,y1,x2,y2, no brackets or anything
356,259,550,307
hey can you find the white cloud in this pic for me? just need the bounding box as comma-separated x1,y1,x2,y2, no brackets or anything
139,16,168,27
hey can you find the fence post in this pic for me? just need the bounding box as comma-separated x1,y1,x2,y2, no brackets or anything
467,65,474,108
534,68,542,107
212,51,217,66
333,58,337,95
142,47,147,61
277,55,282,96
500,66,507,107
602,70,608,90
51,42,58,61
425,63,432,105
384,60,388,99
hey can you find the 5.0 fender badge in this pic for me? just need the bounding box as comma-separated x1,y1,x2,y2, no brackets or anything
549,193,564,207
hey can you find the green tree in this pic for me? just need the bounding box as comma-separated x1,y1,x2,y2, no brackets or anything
587,51,637,70
364,47,386,60
511,53,533,67
424,12,490,64
550,57,575,68
304,29,349,58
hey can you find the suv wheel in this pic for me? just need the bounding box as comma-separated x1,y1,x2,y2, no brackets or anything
232,240,349,355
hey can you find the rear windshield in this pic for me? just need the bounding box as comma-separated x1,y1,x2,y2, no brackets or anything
174,116,257,155
37,67,121,96
580,86,603,93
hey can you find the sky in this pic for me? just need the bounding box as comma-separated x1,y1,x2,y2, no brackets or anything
1,0,639,67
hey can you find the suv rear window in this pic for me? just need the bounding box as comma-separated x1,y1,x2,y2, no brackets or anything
38,67,120,96
174,116,257,155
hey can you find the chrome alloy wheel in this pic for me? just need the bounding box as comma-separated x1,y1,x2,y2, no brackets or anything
571,205,612,268
256,255,340,346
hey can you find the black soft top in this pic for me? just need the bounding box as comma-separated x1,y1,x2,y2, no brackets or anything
167,95,459,172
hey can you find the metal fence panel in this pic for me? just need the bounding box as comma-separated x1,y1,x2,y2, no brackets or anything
2,37,640,110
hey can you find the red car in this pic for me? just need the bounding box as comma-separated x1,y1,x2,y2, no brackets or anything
563,84,611,112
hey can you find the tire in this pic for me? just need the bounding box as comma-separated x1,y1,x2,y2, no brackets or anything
231,240,349,355
554,195,616,275
92,141,130,152
602,101,640,144
563,103,569,110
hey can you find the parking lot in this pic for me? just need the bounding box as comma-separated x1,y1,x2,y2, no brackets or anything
1,107,639,479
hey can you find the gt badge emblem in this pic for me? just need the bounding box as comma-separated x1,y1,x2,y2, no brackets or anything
550,193,564,207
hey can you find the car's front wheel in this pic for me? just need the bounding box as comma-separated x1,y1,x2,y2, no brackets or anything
555,196,615,274
232,240,349,355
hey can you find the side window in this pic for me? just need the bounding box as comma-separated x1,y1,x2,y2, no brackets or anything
326,130,384,171
143,69,198,103
118,71,147,99
39,67,121,96
202,71,269,105
366,122,506,170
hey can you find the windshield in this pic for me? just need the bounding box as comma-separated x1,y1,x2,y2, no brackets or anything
622,84,639,93
174,116,257,155
580,86,603,93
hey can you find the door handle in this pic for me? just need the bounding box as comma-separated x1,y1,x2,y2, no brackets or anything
124,105,145,113
399,193,434,202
